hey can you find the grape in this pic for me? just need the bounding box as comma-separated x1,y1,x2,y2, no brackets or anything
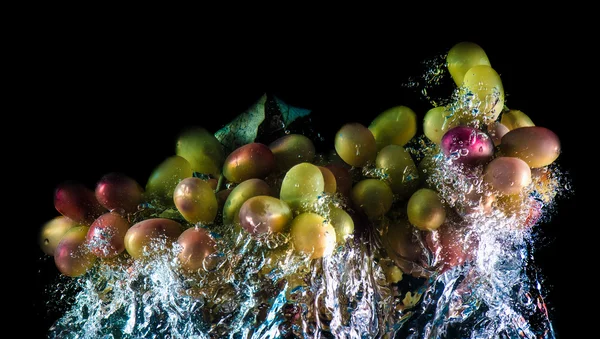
216,188,232,211
95,172,144,213
423,106,454,144
446,41,491,86
177,227,217,272
176,126,225,178
280,163,325,212
223,143,275,183
317,166,337,194
425,222,477,272
462,65,504,121
145,155,193,205
324,164,353,196
39,216,77,256
269,134,316,172
501,109,535,130
483,157,532,195
417,154,437,189
54,226,97,277
223,178,272,226
381,218,426,275
488,122,509,146
368,106,417,150
500,126,560,168
173,177,218,225
328,206,354,243
290,212,336,259
407,188,446,231
334,123,377,167
351,179,393,219
54,181,106,225
375,145,419,198
441,126,494,166
124,218,183,259
86,212,130,258
239,196,292,235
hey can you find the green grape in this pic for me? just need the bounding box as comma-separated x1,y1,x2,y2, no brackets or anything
54,226,96,277
145,155,193,205
375,145,419,199
173,177,218,224
407,188,446,231
290,212,337,259
39,216,78,256
447,41,491,86
280,162,325,212
335,123,377,167
368,106,417,151
176,126,225,177
124,218,183,259
501,109,535,130
500,126,560,168
423,106,455,144
223,143,275,183
269,134,316,171
351,179,393,219
223,178,272,226
239,196,292,235
462,65,505,121
328,206,354,243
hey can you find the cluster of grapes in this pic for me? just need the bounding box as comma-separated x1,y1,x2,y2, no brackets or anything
39,42,561,329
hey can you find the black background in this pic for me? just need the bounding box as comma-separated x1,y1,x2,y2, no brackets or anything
18,22,587,338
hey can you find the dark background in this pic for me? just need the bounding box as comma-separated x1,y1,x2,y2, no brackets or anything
19,25,585,338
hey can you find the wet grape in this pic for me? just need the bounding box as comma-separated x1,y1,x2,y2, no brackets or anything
407,188,446,231
351,179,393,219
334,123,377,167
173,177,218,224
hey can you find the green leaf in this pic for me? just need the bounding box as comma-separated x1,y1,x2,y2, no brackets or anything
214,94,267,152
274,96,311,126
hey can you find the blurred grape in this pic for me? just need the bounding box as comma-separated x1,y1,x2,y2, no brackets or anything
280,163,325,212
176,126,225,177
86,212,130,258
269,134,315,172
239,196,292,235
407,188,446,231
95,172,144,214
145,155,193,205
335,123,377,167
290,212,336,259
124,218,183,259
487,121,509,146
317,166,337,194
223,143,275,183
54,181,106,225
500,126,560,168
425,222,477,272
39,216,77,256
54,226,96,277
351,179,393,219
324,164,353,196
173,177,218,224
